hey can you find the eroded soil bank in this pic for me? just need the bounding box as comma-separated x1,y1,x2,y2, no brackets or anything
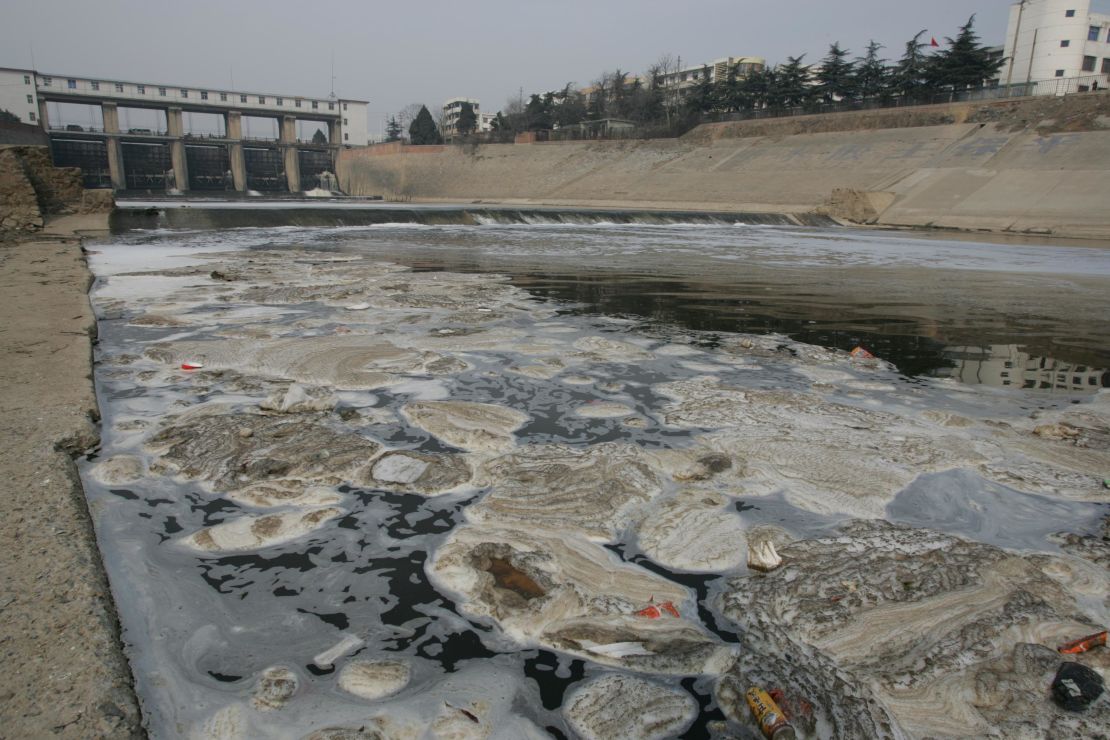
79,222,1109,739
0,214,141,737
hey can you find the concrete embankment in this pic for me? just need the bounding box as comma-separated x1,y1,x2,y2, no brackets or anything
1,145,139,735
337,94,1110,239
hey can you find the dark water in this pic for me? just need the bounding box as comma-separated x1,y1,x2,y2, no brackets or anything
106,216,1110,390
82,217,1110,737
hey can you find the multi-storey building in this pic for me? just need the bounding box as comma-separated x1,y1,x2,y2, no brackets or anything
1002,0,1110,85
442,97,481,137
656,56,766,99
0,67,40,125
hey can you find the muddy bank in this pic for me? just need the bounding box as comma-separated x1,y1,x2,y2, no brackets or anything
0,214,140,737
80,227,1110,738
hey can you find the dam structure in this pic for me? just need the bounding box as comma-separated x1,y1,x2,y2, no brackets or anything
0,66,368,193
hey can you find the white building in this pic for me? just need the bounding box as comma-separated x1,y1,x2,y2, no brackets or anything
656,56,765,99
1002,0,1110,85
0,67,41,125
939,344,1106,391
442,97,481,137
478,111,496,133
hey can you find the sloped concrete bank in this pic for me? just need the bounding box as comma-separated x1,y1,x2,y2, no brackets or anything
0,214,142,738
337,94,1110,239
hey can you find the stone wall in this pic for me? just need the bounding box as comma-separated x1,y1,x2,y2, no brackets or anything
0,149,43,233
0,146,113,236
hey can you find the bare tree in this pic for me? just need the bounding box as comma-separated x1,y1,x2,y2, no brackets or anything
395,103,425,141
651,53,683,127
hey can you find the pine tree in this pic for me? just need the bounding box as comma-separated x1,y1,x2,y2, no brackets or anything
816,42,857,103
892,30,930,99
688,65,717,115
385,116,403,142
0,108,21,124
311,128,327,145
928,15,1005,90
457,102,477,136
775,56,812,108
408,106,442,145
854,41,889,100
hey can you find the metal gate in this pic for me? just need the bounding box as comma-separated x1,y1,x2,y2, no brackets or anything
185,145,231,190
244,147,284,191
49,138,112,189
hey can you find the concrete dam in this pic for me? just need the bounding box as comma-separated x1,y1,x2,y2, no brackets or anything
337,95,1110,240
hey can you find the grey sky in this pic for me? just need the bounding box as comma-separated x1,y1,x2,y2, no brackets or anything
4,0,1011,135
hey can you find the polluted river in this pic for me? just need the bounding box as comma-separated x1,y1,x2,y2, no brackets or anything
81,204,1110,739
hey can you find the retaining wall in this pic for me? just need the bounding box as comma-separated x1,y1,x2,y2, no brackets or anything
337,94,1110,238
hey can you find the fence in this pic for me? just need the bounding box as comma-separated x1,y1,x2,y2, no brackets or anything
703,73,1110,125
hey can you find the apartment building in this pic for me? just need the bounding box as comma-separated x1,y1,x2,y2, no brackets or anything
1002,0,1110,84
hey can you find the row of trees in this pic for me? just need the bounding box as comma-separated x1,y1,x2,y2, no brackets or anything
386,15,1005,143
497,15,1004,134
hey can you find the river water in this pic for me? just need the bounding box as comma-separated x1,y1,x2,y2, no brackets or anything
79,215,1110,738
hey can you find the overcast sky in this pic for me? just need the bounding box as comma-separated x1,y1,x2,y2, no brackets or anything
4,0,1012,135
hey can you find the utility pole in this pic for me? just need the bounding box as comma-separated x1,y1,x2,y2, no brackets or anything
1005,0,1027,88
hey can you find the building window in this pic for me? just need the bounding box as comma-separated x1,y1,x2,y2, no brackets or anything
42,77,51,86
159,87,167,96
137,85,145,94
26,94,32,103
201,91,208,100
181,89,188,98
258,96,265,104
328,102,335,110
295,99,302,108
342,102,347,110
1061,39,1071,47
344,132,348,141
220,92,227,101
1082,55,1096,72
1055,69,1066,77
1090,26,1101,42
23,75,30,84
91,81,101,91
115,83,124,92
311,101,318,109
343,117,348,125
240,94,247,103
1103,58,1110,74
276,97,283,106
1065,9,1075,17
67,79,76,89
29,112,35,121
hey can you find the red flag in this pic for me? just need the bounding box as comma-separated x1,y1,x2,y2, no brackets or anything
930,37,940,47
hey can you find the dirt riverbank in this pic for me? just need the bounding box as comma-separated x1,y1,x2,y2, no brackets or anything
0,214,141,737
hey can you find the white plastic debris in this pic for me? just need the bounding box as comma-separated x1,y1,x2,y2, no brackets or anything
581,641,655,658
748,538,783,573
345,302,371,311
312,633,365,669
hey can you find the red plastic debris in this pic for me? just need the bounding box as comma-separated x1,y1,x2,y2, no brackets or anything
635,597,680,619
180,361,204,370
849,346,875,359
1058,630,1108,655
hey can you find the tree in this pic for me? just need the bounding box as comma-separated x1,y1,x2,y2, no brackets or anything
457,102,477,136
525,94,552,129
854,41,889,100
408,105,442,145
0,108,21,124
774,55,813,108
687,65,717,115
928,15,1006,90
816,42,857,103
385,116,403,142
311,128,327,145
892,30,931,99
